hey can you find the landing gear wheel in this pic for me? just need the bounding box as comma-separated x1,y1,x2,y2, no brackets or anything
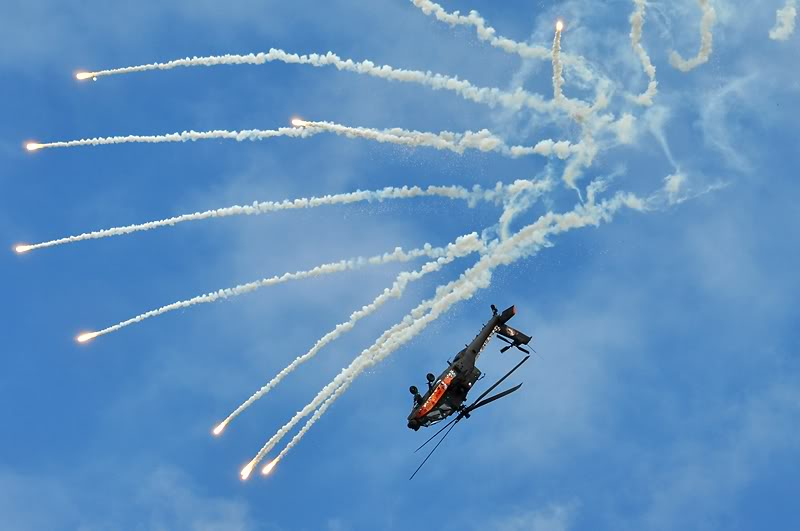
409,385,419,395
426,373,435,383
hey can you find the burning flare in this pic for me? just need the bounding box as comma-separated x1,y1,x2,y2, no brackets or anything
76,72,94,81
556,20,564,32
212,421,228,436
261,458,279,475
26,143,42,152
291,118,309,127
240,460,256,480
14,245,32,254
76,332,99,343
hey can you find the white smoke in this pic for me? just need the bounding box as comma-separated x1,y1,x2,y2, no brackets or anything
669,0,717,72
612,113,638,145
497,175,555,240
79,48,553,114
552,26,565,101
770,0,797,40
300,120,573,160
21,182,540,253
84,244,448,340
246,192,645,472
27,126,317,151
629,0,659,105
410,0,598,84
215,233,485,434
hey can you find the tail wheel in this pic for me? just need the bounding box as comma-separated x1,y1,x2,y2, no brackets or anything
409,385,419,395
426,373,435,383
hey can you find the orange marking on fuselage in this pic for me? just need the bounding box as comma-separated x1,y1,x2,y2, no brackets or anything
416,371,455,418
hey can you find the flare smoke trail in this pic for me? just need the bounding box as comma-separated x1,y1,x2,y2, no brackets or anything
552,23,565,101
498,173,556,240
29,119,573,161
409,2,613,134
20,182,537,253
76,48,552,114
296,120,568,159
27,122,506,155
301,120,504,154
770,0,797,40
410,0,598,84
509,140,579,159
25,126,317,151
629,0,658,105
81,244,447,342
215,233,485,436
669,0,717,72
245,193,645,475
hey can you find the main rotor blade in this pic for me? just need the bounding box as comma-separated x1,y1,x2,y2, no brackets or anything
469,355,530,407
466,383,523,414
414,416,459,453
409,419,458,481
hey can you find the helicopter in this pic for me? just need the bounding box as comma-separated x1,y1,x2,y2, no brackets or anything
406,304,533,479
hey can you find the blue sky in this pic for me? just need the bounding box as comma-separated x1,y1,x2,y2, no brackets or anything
2,1,799,530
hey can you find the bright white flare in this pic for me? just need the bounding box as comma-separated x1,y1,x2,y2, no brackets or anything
26,143,42,151
240,461,255,480
212,422,227,436
556,20,564,32
291,118,308,127
261,459,279,475
15,245,32,254
76,332,98,343
76,72,94,80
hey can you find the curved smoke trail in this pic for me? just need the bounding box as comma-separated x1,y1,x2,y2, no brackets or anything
214,233,485,436
410,0,599,84
669,0,717,72
629,0,658,105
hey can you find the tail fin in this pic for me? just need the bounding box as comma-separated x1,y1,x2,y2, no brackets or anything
497,324,531,346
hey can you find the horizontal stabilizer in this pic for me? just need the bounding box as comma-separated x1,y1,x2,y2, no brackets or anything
497,324,531,346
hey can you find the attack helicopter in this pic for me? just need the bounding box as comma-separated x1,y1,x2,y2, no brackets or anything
406,304,533,479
